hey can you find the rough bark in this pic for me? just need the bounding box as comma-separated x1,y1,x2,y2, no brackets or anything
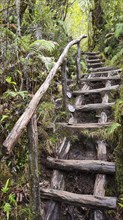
45,157,115,174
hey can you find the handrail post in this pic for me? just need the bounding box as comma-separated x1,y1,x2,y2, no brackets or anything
62,58,68,110
76,41,81,84
27,113,42,220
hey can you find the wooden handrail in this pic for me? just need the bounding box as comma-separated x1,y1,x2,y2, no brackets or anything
2,34,87,155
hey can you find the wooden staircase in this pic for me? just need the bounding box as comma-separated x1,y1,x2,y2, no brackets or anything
42,52,121,220
2,35,122,219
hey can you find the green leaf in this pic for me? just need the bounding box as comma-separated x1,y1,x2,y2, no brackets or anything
3,203,11,220
30,39,57,54
1,115,9,122
1,179,10,193
6,77,16,85
9,193,17,206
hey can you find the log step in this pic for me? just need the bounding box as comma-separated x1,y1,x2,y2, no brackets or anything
83,52,100,55
81,69,122,77
89,66,118,72
86,59,105,63
75,103,115,111
67,76,120,84
87,62,104,68
40,188,117,210
46,157,115,174
57,122,111,129
80,76,121,82
73,85,119,95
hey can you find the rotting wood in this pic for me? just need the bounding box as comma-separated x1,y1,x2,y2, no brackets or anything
40,188,117,210
75,103,114,111
44,138,71,220
73,85,119,95
27,114,41,220
45,157,115,174
2,34,87,155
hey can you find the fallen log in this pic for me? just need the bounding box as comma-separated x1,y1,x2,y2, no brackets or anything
73,85,119,95
40,188,117,210
45,157,115,174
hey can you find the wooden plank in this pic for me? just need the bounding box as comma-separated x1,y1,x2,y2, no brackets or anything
2,34,87,155
45,157,115,174
56,122,111,129
73,85,119,95
40,188,117,210
75,103,114,111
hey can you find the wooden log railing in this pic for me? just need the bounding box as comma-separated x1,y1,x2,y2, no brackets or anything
2,34,87,155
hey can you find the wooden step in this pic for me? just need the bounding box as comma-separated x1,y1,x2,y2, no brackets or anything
81,69,122,77
87,55,102,60
46,157,115,174
80,76,121,82
86,59,105,63
82,52,100,55
88,62,104,68
67,76,120,84
75,103,115,111
56,122,111,129
40,188,117,210
73,85,119,95
90,69,122,75
89,66,118,72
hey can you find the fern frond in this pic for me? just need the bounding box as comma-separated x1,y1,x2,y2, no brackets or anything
37,55,55,71
29,39,57,55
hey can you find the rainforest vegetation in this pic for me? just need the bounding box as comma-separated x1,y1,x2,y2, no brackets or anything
0,0,123,219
